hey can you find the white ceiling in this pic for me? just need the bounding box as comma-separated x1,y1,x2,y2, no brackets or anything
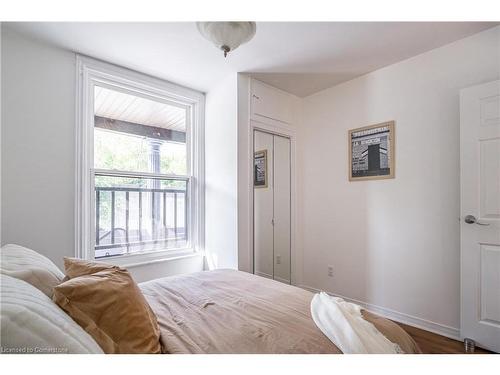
6,22,498,97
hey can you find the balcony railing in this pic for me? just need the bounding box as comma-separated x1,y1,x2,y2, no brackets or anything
95,185,187,258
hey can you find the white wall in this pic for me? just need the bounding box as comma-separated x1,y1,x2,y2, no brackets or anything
1,28,76,269
298,26,500,333
204,74,239,270
0,28,203,282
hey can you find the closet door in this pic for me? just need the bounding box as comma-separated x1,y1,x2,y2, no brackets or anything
273,135,291,284
253,130,291,284
253,131,274,279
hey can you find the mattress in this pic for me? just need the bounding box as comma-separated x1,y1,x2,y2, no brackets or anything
140,269,420,354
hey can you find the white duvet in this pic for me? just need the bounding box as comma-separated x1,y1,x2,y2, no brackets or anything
311,292,403,354
0,274,103,354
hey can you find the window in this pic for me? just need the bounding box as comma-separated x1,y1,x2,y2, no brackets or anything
76,57,204,265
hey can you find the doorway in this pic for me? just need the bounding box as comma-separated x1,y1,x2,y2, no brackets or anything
253,129,291,284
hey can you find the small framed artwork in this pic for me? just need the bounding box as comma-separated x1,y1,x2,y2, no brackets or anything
254,150,268,188
348,121,395,181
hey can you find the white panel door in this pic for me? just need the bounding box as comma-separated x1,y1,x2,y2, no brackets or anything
273,135,291,284
254,131,274,279
460,80,500,353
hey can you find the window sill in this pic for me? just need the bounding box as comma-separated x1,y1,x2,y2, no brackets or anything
95,248,203,269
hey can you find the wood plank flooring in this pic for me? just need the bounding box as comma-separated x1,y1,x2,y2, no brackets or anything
395,322,494,354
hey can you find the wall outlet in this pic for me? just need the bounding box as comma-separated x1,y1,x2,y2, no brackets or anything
276,255,281,265
327,266,334,277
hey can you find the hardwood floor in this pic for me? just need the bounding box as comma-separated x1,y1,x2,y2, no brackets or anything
395,322,494,354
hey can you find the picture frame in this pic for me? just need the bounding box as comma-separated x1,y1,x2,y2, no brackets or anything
254,149,268,188
348,121,395,181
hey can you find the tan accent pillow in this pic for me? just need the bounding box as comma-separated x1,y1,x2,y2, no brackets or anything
53,258,161,354
63,257,118,279
362,310,422,354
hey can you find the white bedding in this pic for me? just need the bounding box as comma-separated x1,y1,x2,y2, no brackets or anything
0,244,64,298
0,274,103,354
311,292,403,354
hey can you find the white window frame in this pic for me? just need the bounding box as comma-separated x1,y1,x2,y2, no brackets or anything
75,55,205,267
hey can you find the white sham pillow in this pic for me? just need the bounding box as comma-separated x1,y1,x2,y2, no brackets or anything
0,244,65,298
0,274,103,354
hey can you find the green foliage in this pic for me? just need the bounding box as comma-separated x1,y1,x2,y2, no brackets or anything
94,129,187,232
94,129,187,176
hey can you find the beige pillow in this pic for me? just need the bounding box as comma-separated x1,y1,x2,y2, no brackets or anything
63,257,118,279
53,258,161,354
0,244,64,298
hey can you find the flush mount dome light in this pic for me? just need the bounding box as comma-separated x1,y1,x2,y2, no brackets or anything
197,22,256,57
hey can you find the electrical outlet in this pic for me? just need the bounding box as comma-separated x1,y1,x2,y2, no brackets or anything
327,266,334,277
276,255,281,265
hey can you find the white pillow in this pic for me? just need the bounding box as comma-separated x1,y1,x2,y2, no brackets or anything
0,244,65,297
0,274,103,354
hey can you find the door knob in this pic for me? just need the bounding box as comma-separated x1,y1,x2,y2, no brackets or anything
464,215,490,226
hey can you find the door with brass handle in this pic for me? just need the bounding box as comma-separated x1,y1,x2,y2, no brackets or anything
464,215,490,226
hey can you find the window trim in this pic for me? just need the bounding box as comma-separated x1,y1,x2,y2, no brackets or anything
75,55,205,266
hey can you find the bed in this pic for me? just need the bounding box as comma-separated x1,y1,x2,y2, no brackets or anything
140,269,421,354
0,244,420,354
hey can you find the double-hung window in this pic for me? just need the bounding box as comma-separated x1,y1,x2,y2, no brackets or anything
76,56,204,265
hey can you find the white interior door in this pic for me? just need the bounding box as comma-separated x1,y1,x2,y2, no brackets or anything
460,80,500,353
273,135,291,284
254,130,274,279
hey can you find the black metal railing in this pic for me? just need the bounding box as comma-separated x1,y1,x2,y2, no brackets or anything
95,186,187,257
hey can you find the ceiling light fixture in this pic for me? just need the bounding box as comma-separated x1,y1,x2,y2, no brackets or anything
196,22,256,58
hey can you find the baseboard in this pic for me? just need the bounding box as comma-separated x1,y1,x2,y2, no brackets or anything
299,284,461,341
255,273,290,285
274,276,291,284
255,271,273,279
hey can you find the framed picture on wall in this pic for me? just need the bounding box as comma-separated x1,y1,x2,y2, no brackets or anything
349,121,395,181
254,150,268,188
